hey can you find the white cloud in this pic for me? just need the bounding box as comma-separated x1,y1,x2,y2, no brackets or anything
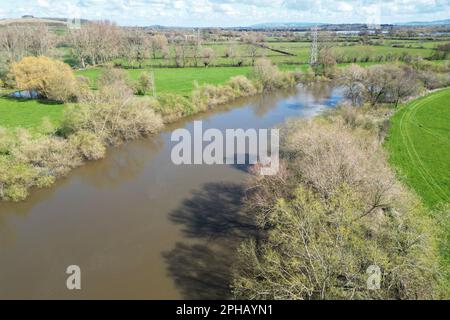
337,1,353,12
37,0,50,7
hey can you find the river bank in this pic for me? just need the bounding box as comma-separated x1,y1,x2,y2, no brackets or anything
0,61,304,202
0,83,343,299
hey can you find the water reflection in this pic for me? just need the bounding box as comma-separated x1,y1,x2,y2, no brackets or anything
77,137,164,188
285,83,342,110
250,89,297,117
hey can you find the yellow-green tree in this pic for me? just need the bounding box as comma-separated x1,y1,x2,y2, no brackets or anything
9,56,77,102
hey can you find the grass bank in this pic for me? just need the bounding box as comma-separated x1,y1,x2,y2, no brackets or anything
0,97,64,132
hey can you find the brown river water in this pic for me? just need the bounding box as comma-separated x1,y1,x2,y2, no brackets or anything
0,84,344,299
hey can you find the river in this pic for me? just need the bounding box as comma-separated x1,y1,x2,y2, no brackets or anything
0,83,344,299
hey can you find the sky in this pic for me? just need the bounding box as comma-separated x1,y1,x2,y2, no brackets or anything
0,0,449,27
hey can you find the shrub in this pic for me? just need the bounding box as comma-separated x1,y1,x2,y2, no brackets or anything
135,72,154,96
226,76,258,97
253,58,279,91
0,128,80,201
281,120,399,207
301,68,316,83
274,71,296,89
192,84,236,110
0,155,39,201
155,93,195,123
97,67,132,90
252,59,299,91
69,131,106,161
418,70,449,90
8,56,78,102
292,70,303,83
113,97,164,141
12,135,81,177
63,95,163,144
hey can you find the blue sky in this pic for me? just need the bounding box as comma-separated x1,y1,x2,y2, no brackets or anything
0,0,449,27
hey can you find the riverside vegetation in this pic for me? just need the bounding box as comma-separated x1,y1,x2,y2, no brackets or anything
231,91,450,300
0,56,300,201
230,56,450,300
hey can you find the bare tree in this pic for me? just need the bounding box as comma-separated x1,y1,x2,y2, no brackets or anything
26,23,56,56
173,44,188,68
0,26,26,63
246,44,259,66
150,34,168,59
67,26,91,68
225,45,241,66
362,65,393,107
242,33,264,66
201,47,215,67
122,28,150,68
224,45,235,59
388,66,421,107
338,64,366,106
68,21,121,67
191,44,201,67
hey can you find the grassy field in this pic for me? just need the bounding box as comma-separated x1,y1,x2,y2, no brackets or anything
0,97,64,132
106,41,441,69
386,88,450,208
77,66,255,96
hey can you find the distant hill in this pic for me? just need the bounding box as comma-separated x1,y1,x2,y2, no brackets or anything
248,19,450,29
0,17,67,26
0,17,91,27
395,19,450,26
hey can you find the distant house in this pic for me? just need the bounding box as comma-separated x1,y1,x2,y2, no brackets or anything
22,15,34,19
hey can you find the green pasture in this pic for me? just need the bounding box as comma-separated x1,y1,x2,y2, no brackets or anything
386,88,450,208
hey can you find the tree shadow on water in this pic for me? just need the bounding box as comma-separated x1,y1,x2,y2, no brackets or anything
169,183,255,239
163,182,258,299
164,242,236,299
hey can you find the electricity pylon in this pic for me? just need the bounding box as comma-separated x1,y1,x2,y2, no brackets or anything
310,26,319,66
